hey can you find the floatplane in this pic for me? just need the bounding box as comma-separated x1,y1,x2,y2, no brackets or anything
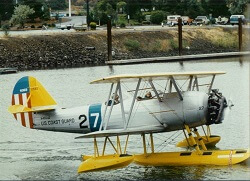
8,71,249,173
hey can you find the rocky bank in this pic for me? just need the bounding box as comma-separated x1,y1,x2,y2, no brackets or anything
0,27,249,71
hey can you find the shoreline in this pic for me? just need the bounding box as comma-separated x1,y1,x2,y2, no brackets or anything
106,51,250,65
0,27,249,71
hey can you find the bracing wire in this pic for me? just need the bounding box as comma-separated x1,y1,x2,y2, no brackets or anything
156,131,183,152
180,78,190,90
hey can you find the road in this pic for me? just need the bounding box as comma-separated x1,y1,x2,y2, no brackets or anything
56,16,87,27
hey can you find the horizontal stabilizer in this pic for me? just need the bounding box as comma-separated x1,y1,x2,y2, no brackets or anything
8,104,56,114
75,125,164,139
8,105,32,113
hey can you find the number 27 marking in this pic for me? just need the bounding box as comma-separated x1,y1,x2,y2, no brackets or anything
79,114,87,128
91,113,99,128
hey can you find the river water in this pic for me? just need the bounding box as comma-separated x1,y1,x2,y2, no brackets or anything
0,57,249,180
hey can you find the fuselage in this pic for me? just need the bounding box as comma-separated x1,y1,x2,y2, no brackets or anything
32,91,209,134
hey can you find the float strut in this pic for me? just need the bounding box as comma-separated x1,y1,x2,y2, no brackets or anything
117,136,122,155
207,125,211,136
142,133,147,154
184,125,202,154
102,137,108,156
150,133,154,153
94,137,99,157
123,135,129,154
194,128,207,151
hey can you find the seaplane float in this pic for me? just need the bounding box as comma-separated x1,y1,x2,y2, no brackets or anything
8,71,249,173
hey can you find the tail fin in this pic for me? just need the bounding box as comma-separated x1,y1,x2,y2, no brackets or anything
8,76,57,128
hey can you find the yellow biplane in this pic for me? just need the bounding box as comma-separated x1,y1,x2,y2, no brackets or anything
8,71,249,173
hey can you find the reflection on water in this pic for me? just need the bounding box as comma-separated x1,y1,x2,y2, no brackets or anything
0,57,249,180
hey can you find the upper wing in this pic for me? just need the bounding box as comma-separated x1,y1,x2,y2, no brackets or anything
90,71,226,84
75,125,164,139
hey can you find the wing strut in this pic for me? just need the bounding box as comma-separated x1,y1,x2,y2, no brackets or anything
104,83,119,130
168,80,172,93
125,78,142,129
187,75,193,91
208,75,215,93
118,82,127,129
99,83,114,131
192,76,199,91
149,80,162,102
170,76,183,101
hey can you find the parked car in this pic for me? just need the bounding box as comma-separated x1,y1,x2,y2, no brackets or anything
194,16,210,25
57,24,73,30
181,16,193,25
167,15,181,26
215,16,229,25
230,15,246,25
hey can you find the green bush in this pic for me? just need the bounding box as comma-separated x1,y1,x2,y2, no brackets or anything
2,24,10,36
134,12,145,23
142,21,150,25
210,18,216,24
124,39,140,51
151,10,165,24
120,22,126,28
117,14,127,27
90,22,97,30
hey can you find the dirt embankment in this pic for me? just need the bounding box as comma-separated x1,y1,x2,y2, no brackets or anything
0,27,249,70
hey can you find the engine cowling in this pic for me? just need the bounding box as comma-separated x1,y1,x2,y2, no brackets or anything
206,89,228,125
160,90,228,131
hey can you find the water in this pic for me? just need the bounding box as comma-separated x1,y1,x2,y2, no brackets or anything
0,57,249,180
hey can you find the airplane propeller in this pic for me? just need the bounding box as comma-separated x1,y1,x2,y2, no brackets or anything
223,95,234,122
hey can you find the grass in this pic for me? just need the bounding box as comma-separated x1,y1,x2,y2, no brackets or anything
195,28,238,49
124,39,140,51
118,28,243,53
150,40,172,52
169,38,179,50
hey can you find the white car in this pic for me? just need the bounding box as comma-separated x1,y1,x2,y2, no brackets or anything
167,15,181,26
215,16,229,25
57,24,72,30
194,16,210,25
230,15,246,25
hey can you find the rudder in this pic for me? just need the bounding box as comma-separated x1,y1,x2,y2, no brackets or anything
9,76,57,128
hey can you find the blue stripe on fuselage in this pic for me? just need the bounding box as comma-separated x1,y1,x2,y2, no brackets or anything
13,76,30,94
89,104,102,132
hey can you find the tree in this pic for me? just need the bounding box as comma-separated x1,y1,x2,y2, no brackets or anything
0,0,15,21
117,1,126,14
91,0,117,24
200,0,230,17
74,0,86,6
48,0,67,10
183,0,205,18
20,0,49,20
10,5,35,28
226,0,249,14
150,10,165,24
